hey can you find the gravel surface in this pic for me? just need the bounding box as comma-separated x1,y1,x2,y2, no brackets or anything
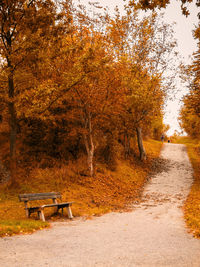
1,143,200,267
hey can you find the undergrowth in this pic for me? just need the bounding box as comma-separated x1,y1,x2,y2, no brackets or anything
0,139,162,237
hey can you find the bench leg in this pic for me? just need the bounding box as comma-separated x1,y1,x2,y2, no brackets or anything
24,202,30,218
66,206,73,219
26,209,30,218
53,199,59,214
39,209,45,222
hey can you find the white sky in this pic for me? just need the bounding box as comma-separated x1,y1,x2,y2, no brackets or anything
76,0,199,136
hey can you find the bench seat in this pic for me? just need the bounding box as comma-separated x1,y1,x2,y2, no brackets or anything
19,192,73,222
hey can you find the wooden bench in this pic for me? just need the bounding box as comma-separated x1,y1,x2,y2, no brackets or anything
18,192,73,222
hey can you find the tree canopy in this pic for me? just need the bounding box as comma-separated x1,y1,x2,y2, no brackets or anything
179,34,200,137
0,0,178,180
129,0,200,17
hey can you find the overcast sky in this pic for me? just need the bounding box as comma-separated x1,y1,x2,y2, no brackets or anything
162,1,198,135
76,0,199,135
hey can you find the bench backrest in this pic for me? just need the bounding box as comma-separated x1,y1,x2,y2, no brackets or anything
18,192,61,202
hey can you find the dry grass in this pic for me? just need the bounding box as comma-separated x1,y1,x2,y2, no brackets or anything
177,137,200,238
0,139,162,237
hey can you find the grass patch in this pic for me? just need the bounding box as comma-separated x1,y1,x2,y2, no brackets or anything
177,137,200,238
0,139,162,237
0,219,48,237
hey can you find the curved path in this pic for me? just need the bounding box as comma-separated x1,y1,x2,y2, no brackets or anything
1,143,200,266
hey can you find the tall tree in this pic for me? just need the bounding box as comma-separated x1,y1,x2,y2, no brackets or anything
107,8,176,160
0,0,61,182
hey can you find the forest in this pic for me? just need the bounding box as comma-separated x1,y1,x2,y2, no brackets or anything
0,0,199,237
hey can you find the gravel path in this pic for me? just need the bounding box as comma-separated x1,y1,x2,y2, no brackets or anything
1,143,200,267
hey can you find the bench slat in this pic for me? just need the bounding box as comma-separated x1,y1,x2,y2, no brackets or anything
19,192,61,201
41,202,73,208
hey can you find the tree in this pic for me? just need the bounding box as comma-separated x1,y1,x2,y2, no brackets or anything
179,36,200,137
106,8,175,160
129,0,200,140
0,0,62,182
62,29,124,176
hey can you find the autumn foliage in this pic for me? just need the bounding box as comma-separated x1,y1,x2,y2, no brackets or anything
0,1,178,181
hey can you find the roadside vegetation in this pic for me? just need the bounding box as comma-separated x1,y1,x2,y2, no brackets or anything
175,137,200,238
177,13,200,237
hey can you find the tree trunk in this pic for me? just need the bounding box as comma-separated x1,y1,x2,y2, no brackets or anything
124,133,130,159
8,70,17,184
6,31,17,184
8,56,17,184
87,148,94,177
83,112,94,177
136,127,146,161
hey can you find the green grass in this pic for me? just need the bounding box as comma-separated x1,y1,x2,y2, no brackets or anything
0,219,49,237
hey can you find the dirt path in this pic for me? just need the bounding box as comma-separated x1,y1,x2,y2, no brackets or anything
1,143,200,267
